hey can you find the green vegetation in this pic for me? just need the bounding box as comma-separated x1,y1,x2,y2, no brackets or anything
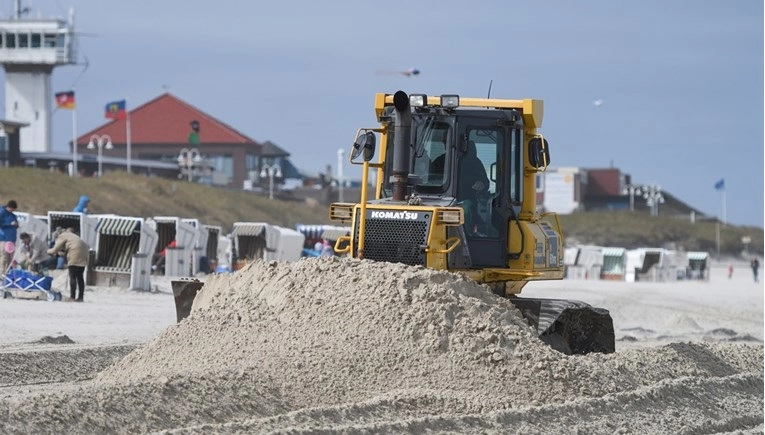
0,168,760,257
560,211,762,258
0,168,332,230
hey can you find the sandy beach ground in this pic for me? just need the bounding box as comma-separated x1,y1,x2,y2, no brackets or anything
0,259,761,434
525,262,764,349
0,274,176,349
1,263,759,350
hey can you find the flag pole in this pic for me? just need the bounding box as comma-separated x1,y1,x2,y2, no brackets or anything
722,188,727,226
716,221,720,260
126,99,132,173
72,99,78,176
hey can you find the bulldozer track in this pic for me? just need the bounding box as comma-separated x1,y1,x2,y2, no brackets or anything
0,345,134,389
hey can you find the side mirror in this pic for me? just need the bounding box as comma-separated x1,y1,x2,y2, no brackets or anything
528,137,550,169
351,131,376,162
363,132,376,161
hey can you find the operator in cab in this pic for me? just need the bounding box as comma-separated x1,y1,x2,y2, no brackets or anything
458,140,489,235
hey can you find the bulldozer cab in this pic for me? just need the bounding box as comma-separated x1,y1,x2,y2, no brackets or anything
331,91,615,355
380,106,524,269
332,91,562,287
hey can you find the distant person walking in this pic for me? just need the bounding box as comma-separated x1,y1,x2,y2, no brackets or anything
73,195,90,214
0,200,18,274
727,263,734,279
47,228,90,302
751,258,760,283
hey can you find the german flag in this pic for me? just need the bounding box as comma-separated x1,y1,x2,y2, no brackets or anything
55,91,75,109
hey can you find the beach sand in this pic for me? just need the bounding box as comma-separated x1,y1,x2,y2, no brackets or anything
0,259,761,434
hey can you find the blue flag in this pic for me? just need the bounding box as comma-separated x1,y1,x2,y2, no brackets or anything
105,100,126,120
714,179,725,190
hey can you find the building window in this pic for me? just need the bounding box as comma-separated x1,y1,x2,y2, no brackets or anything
18,33,28,48
155,153,185,163
246,154,259,172
43,33,57,48
209,154,233,186
6,33,15,48
31,33,41,48
0,136,7,162
246,154,260,181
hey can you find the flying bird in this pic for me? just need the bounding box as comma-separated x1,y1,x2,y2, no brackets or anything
403,67,420,77
376,67,421,77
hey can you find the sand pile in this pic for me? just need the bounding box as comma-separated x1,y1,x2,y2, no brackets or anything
0,257,761,434
98,257,557,399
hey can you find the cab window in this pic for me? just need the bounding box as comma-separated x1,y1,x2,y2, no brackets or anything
413,122,449,188
466,129,500,195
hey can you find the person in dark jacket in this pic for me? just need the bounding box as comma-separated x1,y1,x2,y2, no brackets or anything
0,200,18,274
73,195,90,214
47,228,90,302
458,141,489,235
751,257,760,283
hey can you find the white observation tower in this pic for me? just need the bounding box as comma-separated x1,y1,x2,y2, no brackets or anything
0,1,76,152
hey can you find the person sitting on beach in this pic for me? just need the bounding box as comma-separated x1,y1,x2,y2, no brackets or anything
152,240,177,274
18,232,56,273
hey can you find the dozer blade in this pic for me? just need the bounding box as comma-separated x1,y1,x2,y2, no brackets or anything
171,278,204,323
510,297,615,355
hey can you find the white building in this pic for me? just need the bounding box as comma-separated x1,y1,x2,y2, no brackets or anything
538,167,581,214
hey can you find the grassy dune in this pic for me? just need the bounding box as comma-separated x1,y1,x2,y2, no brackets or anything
0,167,760,257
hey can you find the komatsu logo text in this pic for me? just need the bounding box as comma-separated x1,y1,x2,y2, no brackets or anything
370,211,419,220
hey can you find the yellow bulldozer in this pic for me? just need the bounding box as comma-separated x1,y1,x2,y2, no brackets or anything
172,90,614,354
326,91,614,354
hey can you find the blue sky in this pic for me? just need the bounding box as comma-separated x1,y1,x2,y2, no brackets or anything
6,1,764,227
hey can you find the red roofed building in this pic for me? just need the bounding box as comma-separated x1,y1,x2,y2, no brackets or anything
77,93,289,188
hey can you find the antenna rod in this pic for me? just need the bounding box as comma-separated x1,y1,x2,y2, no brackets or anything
15,0,21,19
487,80,493,98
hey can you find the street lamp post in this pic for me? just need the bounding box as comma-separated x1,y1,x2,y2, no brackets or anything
642,184,665,217
622,184,642,212
260,163,282,200
177,148,202,182
337,148,345,202
87,134,113,178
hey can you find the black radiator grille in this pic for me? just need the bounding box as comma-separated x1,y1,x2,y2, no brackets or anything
355,213,430,266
